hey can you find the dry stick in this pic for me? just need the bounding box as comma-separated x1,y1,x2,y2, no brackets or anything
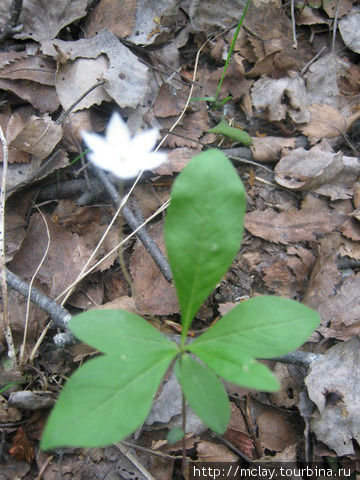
93,167,172,282
19,207,50,366
290,0,297,49
0,126,17,368
331,0,341,53
5,269,71,330
54,81,105,125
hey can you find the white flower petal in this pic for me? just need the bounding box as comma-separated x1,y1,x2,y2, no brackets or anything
106,112,130,148
131,128,159,154
141,152,167,171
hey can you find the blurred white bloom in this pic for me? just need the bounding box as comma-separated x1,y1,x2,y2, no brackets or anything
82,112,166,179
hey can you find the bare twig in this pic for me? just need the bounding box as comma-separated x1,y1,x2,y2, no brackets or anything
5,269,71,330
331,0,341,53
0,126,17,368
93,167,172,282
290,0,297,48
0,0,23,42
55,81,105,125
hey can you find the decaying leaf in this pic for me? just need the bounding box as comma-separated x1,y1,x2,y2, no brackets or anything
300,104,347,138
305,337,360,455
48,30,150,111
303,233,360,340
339,8,360,54
196,440,238,463
251,74,310,123
130,222,179,316
9,213,94,299
304,54,349,108
275,147,344,190
15,0,88,43
245,204,343,244
251,136,297,163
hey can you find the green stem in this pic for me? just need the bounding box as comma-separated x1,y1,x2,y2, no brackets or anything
214,0,252,105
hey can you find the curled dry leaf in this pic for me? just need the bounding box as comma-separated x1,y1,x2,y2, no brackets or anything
305,337,360,455
303,233,360,340
339,8,360,54
15,0,88,43
251,74,310,124
251,136,297,163
275,147,344,190
10,114,63,161
49,30,150,111
300,104,347,138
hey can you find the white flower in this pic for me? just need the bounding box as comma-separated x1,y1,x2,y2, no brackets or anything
81,112,166,179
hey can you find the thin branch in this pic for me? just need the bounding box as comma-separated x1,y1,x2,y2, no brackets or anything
55,81,105,125
6,268,71,330
291,0,297,48
93,167,172,282
0,126,17,368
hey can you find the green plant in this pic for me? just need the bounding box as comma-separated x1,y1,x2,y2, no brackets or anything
41,149,320,449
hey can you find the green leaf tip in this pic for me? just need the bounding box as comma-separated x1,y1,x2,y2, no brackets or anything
165,149,246,340
208,120,253,146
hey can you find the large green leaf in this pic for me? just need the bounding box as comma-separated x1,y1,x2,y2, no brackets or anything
165,150,245,340
41,350,175,449
189,296,320,359
69,309,178,358
175,354,230,434
190,346,279,391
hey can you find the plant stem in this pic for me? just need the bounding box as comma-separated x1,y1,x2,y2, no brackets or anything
214,0,252,105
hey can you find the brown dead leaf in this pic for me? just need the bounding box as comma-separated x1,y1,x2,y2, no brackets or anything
49,30,150,110
251,74,310,123
62,110,105,153
16,0,88,43
256,405,302,452
297,7,332,26
300,104,347,138
245,204,343,244
269,364,299,408
9,427,35,463
154,84,191,118
0,78,59,113
83,0,137,39
0,395,21,423
251,136,297,163
196,440,238,463
224,403,256,459
0,52,56,85
339,217,360,241
91,296,141,316
130,222,178,316
303,233,360,340
275,147,344,190
322,0,353,19
0,287,48,352
305,337,360,455
156,147,199,176
9,113,62,161
9,213,93,299
160,110,209,149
